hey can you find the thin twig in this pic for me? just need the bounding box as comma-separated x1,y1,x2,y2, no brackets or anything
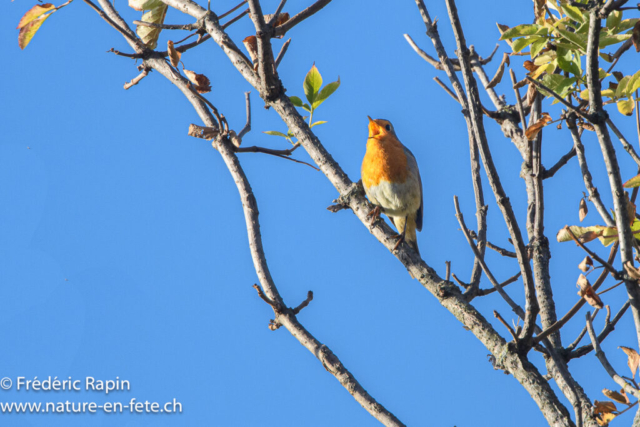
477,272,521,296
433,77,459,102
542,147,577,179
494,310,519,341
533,242,618,344
445,261,451,282
586,311,640,398
292,291,313,315
222,8,249,29
275,38,291,68
237,92,252,141
607,118,640,168
268,0,288,27
218,0,247,19
133,20,200,30
562,226,620,278
510,69,528,134
566,309,599,352
123,68,151,89
275,0,333,37
526,77,590,120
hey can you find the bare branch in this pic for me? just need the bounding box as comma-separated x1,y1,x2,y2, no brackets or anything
494,310,519,342
570,300,631,358
607,118,640,168
477,272,520,296
218,0,247,19
237,92,252,141
133,20,200,30
274,0,333,37
534,243,618,345
292,291,313,315
275,38,291,68
586,311,640,398
542,147,577,179
123,67,151,89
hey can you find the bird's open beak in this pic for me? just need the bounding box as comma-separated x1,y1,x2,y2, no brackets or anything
368,116,383,139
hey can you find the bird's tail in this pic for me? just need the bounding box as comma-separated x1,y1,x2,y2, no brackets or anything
393,215,420,256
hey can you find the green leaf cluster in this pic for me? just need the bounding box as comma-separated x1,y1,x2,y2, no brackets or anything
498,3,639,116
264,64,340,143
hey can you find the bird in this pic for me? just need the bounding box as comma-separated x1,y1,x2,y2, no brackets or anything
361,117,423,255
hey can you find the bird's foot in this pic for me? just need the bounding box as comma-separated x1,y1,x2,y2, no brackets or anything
392,233,405,252
367,206,381,230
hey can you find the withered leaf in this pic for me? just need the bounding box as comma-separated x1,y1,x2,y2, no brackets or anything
136,4,167,49
526,83,538,107
18,13,52,49
534,0,545,22
612,71,624,83
242,35,258,64
167,40,181,68
633,21,640,53
578,122,595,132
184,69,211,94
577,274,604,309
578,256,593,272
579,198,588,222
486,52,510,89
602,389,629,405
595,412,616,426
626,193,636,226
262,12,290,28
525,112,552,140
188,123,218,140
514,78,528,90
496,24,514,48
17,3,55,29
624,261,640,280
593,400,617,414
619,346,640,378
523,60,539,72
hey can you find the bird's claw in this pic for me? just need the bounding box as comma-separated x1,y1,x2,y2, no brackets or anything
392,233,405,252
367,206,381,230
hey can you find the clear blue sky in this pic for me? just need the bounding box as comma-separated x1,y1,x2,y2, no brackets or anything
3,0,640,425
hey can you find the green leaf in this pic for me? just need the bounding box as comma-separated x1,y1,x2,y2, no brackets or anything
615,18,639,34
302,103,311,112
513,36,541,53
617,98,635,116
599,34,631,48
541,74,576,98
263,130,289,137
556,28,587,52
303,64,323,105
530,38,548,57
556,48,581,76
616,75,632,97
18,13,51,49
606,10,622,31
562,5,584,23
624,174,640,188
627,70,640,94
289,96,304,107
500,24,541,40
310,121,327,128
312,77,340,109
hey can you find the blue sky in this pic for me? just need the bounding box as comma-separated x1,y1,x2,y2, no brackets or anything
3,0,640,425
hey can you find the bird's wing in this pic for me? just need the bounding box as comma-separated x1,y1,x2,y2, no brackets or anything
404,146,423,231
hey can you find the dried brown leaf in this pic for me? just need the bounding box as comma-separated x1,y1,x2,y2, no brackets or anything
496,23,514,48
242,35,258,64
262,12,290,27
626,193,636,226
523,60,539,72
525,112,552,140
486,52,509,89
188,123,218,140
624,261,640,280
534,0,545,22
603,389,629,405
593,400,617,414
632,21,640,53
577,274,604,309
578,122,595,132
619,346,640,378
579,198,588,222
184,69,211,94
578,256,593,272
526,83,538,107
167,40,181,68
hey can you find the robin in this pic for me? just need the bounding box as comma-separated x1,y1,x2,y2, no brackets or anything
361,117,423,255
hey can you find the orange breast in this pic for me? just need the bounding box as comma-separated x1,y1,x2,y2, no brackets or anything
361,136,408,189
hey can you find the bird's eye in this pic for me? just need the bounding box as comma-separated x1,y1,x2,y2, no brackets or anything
385,124,391,131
